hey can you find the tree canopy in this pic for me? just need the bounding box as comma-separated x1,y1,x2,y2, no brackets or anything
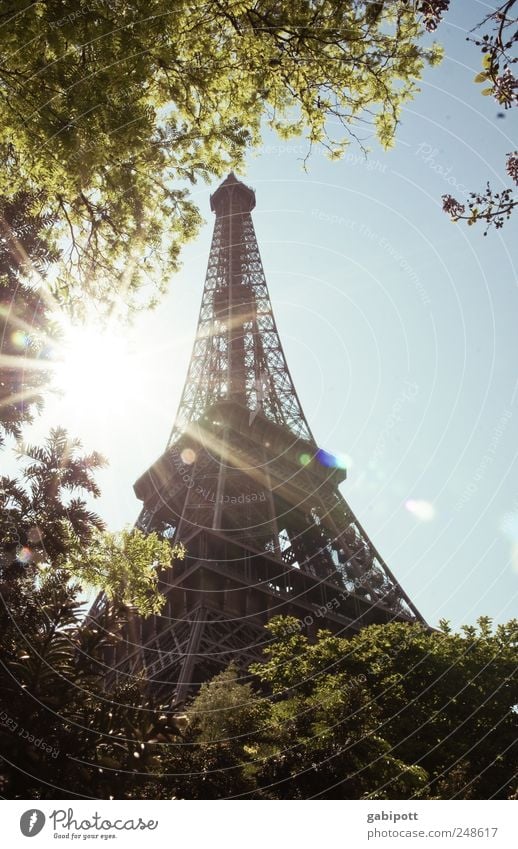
178,616,518,800
0,1,441,308
2,613,515,799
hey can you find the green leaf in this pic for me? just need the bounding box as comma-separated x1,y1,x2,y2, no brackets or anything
0,0,443,312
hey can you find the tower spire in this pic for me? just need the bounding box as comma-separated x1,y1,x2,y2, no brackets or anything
168,173,313,445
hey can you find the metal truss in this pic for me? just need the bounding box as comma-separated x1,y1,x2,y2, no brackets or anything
107,605,268,704
167,174,312,445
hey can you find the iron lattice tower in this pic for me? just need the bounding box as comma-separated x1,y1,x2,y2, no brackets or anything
103,174,425,703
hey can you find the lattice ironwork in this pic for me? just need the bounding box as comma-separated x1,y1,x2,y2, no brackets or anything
167,173,312,445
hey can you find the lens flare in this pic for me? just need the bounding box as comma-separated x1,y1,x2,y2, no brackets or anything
298,449,351,471
500,511,518,541
405,499,435,521
315,448,350,470
181,448,196,465
16,546,33,564
499,512,518,573
11,330,30,348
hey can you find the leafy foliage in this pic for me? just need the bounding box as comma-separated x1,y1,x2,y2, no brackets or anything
0,566,183,799
336,617,518,799
172,663,271,799
178,616,518,799
1,427,106,568
443,172,516,234
2,610,516,799
469,0,518,109
62,527,185,616
418,1,450,33
0,1,440,308
248,619,429,799
441,1,518,232
0,431,186,799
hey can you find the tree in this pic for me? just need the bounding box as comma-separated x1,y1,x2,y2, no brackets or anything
249,620,429,799
0,1,442,309
0,566,183,799
163,616,516,799
179,663,270,799
0,428,186,799
249,616,518,799
0,425,186,608
440,1,518,232
346,617,518,799
3,607,515,799
0,192,59,447
0,427,106,568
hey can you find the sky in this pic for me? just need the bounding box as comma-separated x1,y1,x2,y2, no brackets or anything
10,1,518,630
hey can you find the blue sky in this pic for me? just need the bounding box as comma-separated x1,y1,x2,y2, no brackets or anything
17,2,517,629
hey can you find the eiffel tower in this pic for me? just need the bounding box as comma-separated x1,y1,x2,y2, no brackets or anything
103,173,425,703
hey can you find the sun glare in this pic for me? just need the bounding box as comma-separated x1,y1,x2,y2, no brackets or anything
52,323,137,418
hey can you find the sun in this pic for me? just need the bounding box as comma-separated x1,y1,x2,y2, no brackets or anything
51,322,138,417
